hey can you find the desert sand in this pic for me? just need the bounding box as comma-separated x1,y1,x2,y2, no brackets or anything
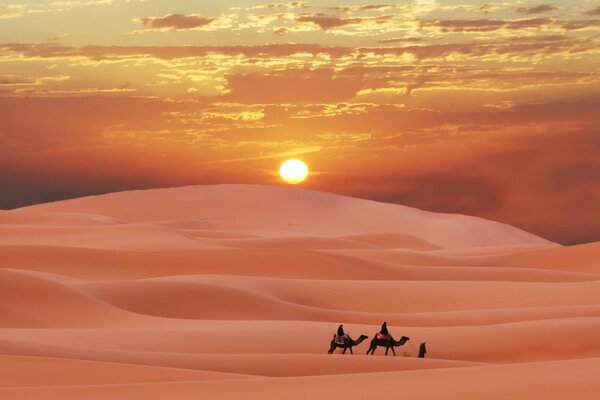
0,184,599,399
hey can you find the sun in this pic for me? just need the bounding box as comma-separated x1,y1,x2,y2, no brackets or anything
279,159,309,184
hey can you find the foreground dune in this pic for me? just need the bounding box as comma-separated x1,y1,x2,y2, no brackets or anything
0,185,598,399
3,358,599,400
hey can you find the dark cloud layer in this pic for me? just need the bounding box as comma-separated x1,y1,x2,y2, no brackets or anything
139,14,215,30
420,17,551,32
515,4,559,15
1,34,593,64
584,5,600,16
420,17,600,32
296,13,364,29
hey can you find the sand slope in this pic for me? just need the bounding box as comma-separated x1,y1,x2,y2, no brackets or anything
16,184,551,248
0,184,598,399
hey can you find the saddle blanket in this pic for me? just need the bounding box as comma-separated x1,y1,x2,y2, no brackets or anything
334,335,349,345
376,333,389,341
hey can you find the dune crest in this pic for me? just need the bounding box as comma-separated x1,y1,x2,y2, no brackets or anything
14,184,551,249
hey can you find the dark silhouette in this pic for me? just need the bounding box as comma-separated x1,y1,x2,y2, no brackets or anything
335,324,349,345
418,342,427,358
367,334,410,356
328,334,368,354
379,322,389,336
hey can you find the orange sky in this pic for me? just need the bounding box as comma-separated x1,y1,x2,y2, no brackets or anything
1,0,599,244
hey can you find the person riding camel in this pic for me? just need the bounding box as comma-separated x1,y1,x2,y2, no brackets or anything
377,322,390,340
336,324,349,344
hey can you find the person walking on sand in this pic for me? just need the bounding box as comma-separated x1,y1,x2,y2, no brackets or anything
418,342,427,358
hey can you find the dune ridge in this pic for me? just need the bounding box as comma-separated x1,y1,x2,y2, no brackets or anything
0,185,598,399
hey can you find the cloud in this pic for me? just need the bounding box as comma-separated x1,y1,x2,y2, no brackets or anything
419,17,553,32
515,4,558,14
251,2,309,10
359,34,594,62
560,19,600,30
223,68,364,103
296,13,363,29
0,0,113,19
0,43,353,60
138,13,215,30
2,32,594,66
294,12,399,34
420,17,600,33
377,36,424,44
1,35,596,100
203,145,322,164
329,4,398,13
583,5,600,16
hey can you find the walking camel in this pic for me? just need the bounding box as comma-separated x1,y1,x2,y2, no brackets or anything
366,335,410,356
327,334,369,354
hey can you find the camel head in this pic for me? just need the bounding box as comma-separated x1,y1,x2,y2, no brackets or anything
398,336,410,345
358,335,368,340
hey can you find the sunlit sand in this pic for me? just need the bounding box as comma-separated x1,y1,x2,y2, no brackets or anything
1,185,598,399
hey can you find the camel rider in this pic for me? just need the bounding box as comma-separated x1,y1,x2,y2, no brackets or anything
380,322,389,336
378,322,389,339
337,324,349,344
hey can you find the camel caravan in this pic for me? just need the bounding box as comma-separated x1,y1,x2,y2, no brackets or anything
328,322,427,357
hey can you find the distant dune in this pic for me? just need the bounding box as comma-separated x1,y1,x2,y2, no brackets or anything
0,185,598,400
4,184,551,249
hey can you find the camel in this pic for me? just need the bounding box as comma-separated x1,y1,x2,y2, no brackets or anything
328,334,368,354
366,335,410,356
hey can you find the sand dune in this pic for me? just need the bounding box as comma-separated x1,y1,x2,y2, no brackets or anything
80,275,600,318
20,185,551,248
340,233,440,250
0,268,135,328
0,354,252,387
488,242,600,272
0,224,217,251
0,185,598,399
4,358,597,400
1,317,599,362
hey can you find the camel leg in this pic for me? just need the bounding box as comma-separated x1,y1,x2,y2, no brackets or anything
349,347,353,355
385,346,389,356
328,342,335,354
342,347,347,354
391,346,396,356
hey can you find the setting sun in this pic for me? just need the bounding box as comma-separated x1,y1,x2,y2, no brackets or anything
279,159,309,184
